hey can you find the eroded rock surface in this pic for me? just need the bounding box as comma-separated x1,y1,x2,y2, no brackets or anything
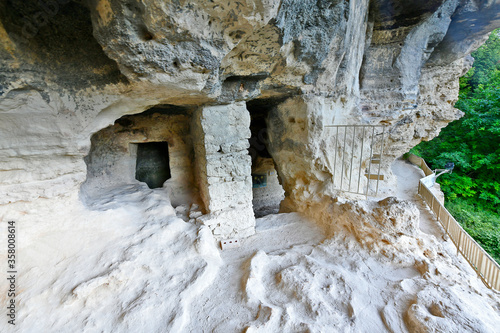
2,2,500,328
2,0,500,216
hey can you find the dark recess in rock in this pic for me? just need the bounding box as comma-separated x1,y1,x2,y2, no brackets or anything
247,96,291,160
135,142,171,189
247,97,289,161
136,104,194,117
224,74,270,82
0,0,127,90
370,0,445,30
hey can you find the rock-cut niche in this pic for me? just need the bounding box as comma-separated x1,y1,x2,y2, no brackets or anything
81,105,196,207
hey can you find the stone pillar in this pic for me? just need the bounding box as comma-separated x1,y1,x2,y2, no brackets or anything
192,102,255,239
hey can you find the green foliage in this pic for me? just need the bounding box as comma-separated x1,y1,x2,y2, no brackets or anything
410,29,500,263
446,199,500,264
411,29,500,210
460,30,500,93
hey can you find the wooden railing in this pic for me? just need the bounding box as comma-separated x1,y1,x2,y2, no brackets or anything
407,154,434,176
408,154,500,291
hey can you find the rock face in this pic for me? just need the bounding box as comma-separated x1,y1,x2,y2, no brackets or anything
1,0,500,238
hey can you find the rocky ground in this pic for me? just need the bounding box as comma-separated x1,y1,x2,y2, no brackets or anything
1,158,499,332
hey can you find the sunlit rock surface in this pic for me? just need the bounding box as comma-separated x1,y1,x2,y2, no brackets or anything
2,0,499,214
1,1,500,330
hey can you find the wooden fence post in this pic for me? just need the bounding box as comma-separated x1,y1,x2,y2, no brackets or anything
457,231,463,255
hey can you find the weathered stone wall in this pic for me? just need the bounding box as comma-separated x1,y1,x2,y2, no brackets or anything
192,103,255,238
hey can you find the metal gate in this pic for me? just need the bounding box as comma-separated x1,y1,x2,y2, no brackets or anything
323,125,386,197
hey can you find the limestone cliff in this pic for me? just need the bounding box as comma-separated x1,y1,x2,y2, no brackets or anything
2,2,500,332
1,0,500,236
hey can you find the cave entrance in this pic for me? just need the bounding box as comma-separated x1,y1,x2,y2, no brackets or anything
133,142,171,189
247,98,286,217
81,104,197,207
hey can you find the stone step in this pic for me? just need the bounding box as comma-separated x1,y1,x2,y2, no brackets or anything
365,174,384,180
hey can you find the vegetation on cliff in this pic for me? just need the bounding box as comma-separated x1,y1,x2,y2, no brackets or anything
411,29,500,263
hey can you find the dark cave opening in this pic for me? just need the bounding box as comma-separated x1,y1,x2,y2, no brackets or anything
0,0,127,88
246,98,287,217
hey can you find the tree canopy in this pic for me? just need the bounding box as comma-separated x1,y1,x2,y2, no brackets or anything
410,29,500,262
